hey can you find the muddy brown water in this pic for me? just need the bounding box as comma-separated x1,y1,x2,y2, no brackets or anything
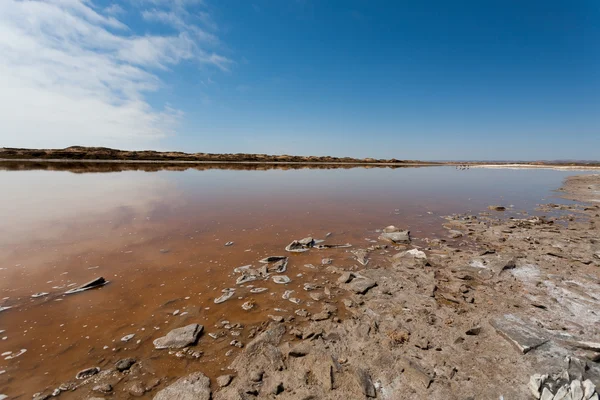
0,164,591,398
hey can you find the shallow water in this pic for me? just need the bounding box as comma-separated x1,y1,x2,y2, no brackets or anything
0,164,590,397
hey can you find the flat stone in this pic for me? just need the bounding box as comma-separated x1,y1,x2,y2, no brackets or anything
285,240,310,253
154,372,211,400
121,334,135,342
76,367,100,380
490,315,548,354
115,358,136,372
345,277,377,295
153,324,203,349
272,275,291,284
311,310,331,321
214,290,235,304
379,230,411,244
488,205,506,211
65,277,107,294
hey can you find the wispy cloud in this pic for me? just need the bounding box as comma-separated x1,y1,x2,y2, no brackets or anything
0,0,230,149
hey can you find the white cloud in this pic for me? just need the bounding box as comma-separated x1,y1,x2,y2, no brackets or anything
104,3,125,16
0,0,230,149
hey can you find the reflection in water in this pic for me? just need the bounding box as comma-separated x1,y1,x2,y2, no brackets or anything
0,164,589,398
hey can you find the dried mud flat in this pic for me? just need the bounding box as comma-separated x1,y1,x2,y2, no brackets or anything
4,175,600,400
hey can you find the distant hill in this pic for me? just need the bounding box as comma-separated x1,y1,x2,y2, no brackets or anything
0,146,429,164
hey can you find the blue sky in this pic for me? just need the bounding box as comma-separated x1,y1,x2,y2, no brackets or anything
1,0,598,160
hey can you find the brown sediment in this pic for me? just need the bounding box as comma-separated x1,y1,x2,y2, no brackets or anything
1,172,599,399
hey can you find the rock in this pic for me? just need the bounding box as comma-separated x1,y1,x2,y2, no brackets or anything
465,326,481,336
31,292,49,298
235,274,257,285
126,381,147,397
321,258,333,265
309,292,326,302
288,344,310,357
242,300,255,311
121,334,135,342
355,368,376,398
398,358,432,388
268,315,284,322
93,384,113,394
76,367,100,380
394,249,426,260
270,258,288,273
379,230,411,244
553,385,570,400
311,310,331,321
153,324,203,349
245,323,286,353
298,237,315,246
571,380,584,400
352,249,370,266
540,387,553,400
0,395,7,400
216,374,233,388
583,379,596,399
448,230,463,238
259,256,287,263
528,374,547,399
315,243,352,249
214,289,235,304
345,277,377,294
286,240,311,253
337,272,355,285
250,287,268,293
65,277,108,294
115,358,136,372
490,315,548,354
488,205,506,211
154,372,211,400
262,378,284,395
383,225,400,233
249,370,264,382
272,275,291,284
225,241,234,246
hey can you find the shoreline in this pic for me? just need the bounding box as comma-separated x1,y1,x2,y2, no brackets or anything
2,158,600,171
